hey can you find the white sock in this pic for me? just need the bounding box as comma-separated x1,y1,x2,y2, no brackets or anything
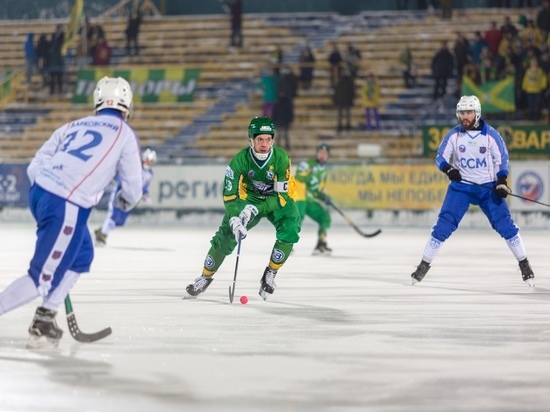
422,236,444,263
42,270,80,312
0,275,39,315
101,218,116,236
505,234,527,261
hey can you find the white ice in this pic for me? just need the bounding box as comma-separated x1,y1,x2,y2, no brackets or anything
0,216,549,412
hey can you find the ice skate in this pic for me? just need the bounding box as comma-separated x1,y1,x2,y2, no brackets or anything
411,260,431,285
183,275,213,299
94,228,107,246
259,267,277,300
312,240,332,256
26,307,63,349
519,258,535,287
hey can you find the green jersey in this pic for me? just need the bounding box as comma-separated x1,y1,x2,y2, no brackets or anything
294,158,327,202
223,146,293,217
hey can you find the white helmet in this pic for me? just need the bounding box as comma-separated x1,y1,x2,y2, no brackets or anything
456,95,481,127
142,148,157,169
93,76,133,120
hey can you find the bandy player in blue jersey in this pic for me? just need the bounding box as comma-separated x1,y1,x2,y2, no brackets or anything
94,148,156,246
410,95,535,287
0,77,143,348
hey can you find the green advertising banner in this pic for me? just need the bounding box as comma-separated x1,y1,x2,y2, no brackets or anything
72,68,202,103
422,124,550,160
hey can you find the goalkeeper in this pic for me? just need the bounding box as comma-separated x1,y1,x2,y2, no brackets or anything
294,143,332,255
183,116,300,301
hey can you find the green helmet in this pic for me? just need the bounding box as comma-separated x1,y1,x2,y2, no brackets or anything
248,116,276,140
316,143,330,153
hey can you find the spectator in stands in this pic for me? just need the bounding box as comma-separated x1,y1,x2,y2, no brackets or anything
24,32,38,85
333,67,355,132
140,0,158,17
470,31,489,65
345,42,361,79
479,47,497,84
498,31,519,60
125,5,142,56
75,31,89,69
87,21,105,59
543,51,550,123
226,0,243,48
431,40,454,101
271,45,284,77
517,13,528,30
48,29,65,95
298,45,315,90
400,45,416,88
483,22,503,57
520,19,544,51
440,0,452,19
536,0,550,44
51,24,65,49
328,42,342,89
500,16,518,39
36,33,50,86
258,66,278,119
361,72,381,130
93,34,112,66
272,65,298,150
540,49,550,75
463,55,481,85
522,58,547,121
453,32,470,96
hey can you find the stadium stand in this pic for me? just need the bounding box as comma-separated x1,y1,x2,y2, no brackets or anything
0,7,533,163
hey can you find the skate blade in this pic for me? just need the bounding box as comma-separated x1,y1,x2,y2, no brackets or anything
411,277,420,286
312,250,331,256
525,279,535,288
182,293,197,300
258,289,270,301
26,335,60,350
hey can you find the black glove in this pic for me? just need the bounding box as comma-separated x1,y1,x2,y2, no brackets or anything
495,176,512,198
318,192,332,206
442,164,462,182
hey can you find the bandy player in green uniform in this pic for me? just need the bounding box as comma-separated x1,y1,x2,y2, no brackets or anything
294,143,332,255
184,116,301,300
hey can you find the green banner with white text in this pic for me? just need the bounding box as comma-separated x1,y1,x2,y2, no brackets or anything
72,68,202,103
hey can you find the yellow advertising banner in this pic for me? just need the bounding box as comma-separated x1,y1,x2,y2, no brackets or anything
326,164,449,210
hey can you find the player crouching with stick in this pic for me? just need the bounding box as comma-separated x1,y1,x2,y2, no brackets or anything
183,116,301,301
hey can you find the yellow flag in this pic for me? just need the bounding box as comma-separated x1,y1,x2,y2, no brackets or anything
62,0,84,56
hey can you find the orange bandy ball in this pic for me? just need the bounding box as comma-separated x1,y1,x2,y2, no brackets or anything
240,295,248,304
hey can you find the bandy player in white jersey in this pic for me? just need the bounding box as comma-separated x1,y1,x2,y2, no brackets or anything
0,76,143,348
410,95,535,287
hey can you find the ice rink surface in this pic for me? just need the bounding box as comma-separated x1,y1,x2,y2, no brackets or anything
0,219,549,412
